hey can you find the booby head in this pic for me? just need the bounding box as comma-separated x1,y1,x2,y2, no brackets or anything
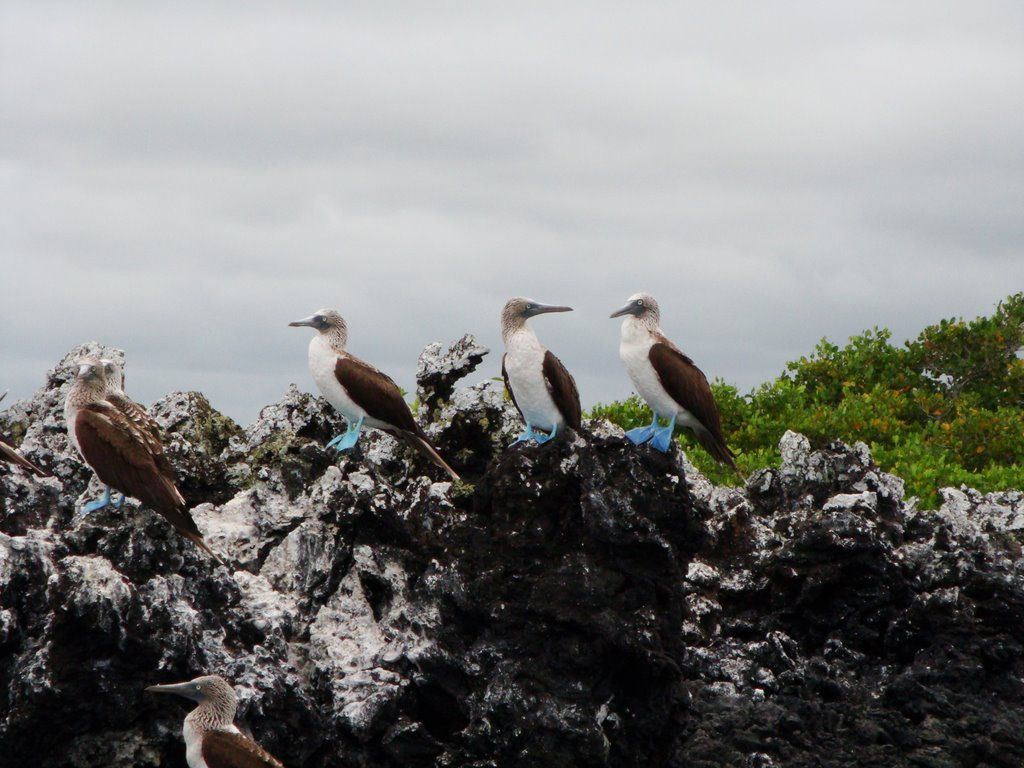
100,358,125,392
289,308,348,349
610,292,660,326
73,357,108,389
147,675,238,721
501,297,573,339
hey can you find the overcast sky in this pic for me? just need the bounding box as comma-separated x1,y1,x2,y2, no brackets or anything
2,2,1022,424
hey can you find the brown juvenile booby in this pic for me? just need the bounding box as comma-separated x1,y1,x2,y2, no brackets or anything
64,358,220,562
289,309,459,480
0,392,50,477
610,292,738,468
147,675,285,768
500,297,581,444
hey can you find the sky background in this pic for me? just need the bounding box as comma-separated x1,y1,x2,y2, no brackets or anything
2,2,1022,425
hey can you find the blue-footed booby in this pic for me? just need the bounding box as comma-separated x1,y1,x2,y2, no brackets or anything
611,293,738,468
64,358,220,562
500,298,581,444
0,392,50,477
147,676,285,768
289,309,460,480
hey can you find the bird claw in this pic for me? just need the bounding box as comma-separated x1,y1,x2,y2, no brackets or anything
79,488,112,517
511,425,537,445
534,424,557,444
649,425,676,453
327,417,364,453
625,426,656,445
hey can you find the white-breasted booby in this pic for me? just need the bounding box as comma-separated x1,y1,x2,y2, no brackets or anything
0,392,50,477
611,293,738,468
147,675,285,768
64,358,220,562
500,297,581,444
289,309,460,480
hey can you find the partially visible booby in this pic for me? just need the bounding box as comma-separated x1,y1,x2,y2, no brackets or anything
64,358,220,562
500,298,581,444
147,675,285,768
611,293,738,468
0,392,50,477
289,309,460,481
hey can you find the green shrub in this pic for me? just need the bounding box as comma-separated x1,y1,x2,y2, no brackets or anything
590,293,1024,508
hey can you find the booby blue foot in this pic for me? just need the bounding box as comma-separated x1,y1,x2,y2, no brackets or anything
80,487,112,516
649,416,678,453
534,424,558,444
111,492,125,509
512,424,538,445
625,426,656,445
328,417,364,452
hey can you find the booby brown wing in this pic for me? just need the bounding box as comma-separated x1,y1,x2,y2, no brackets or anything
202,730,285,768
0,439,50,477
501,354,524,421
334,356,418,433
648,337,737,470
74,404,219,559
335,356,460,480
107,392,161,442
542,350,582,430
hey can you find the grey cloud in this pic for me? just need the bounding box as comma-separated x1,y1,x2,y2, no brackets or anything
2,1,1022,423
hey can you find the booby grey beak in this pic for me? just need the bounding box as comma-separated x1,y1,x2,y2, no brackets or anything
146,682,202,702
528,304,573,317
610,303,637,318
0,391,6,405
288,315,319,328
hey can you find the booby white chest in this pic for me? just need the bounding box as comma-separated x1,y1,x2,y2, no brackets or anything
504,328,562,431
184,719,242,768
307,335,381,428
619,320,699,428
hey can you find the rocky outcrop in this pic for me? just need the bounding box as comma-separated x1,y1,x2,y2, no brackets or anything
2,341,1023,768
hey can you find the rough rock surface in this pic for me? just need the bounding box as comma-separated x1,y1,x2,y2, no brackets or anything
2,342,1023,768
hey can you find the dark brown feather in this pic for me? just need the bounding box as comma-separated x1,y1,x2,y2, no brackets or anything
334,356,418,434
74,404,218,558
542,350,582,430
201,730,285,768
0,440,50,477
501,354,524,421
648,339,737,470
336,356,459,480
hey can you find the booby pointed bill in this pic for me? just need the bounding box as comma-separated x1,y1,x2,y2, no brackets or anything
63,359,221,563
500,298,581,445
612,293,739,470
147,675,285,768
0,392,50,477
290,309,460,481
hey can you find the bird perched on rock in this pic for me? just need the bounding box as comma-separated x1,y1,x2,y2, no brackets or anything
63,358,220,562
500,298,581,444
289,309,460,480
147,675,285,768
611,293,738,469
0,392,50,477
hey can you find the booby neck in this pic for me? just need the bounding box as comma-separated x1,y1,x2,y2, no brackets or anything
619,314,661,346
184,693,237,734
313,327,349,356
502,320,543,349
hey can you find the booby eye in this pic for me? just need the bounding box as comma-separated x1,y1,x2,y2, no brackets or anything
525,303,535,311
636,299,645,307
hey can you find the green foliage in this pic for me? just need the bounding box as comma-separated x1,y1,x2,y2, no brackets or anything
590,294,1024,508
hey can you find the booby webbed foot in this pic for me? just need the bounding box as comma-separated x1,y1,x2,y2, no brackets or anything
648,416,678,453
534,424,558,444
625,414,659,445
625,426,656,445
80,487,113,516
111,491,125,509
512,423,538,445
327,417,364,452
